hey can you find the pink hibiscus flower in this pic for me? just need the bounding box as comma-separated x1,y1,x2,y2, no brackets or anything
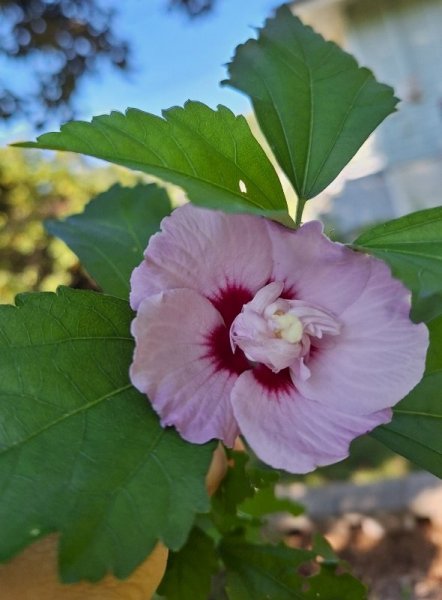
130,204,428,473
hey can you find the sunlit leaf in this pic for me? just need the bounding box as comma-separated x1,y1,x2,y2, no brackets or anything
16,102,291,225
225,5,397,202
0,288,215,582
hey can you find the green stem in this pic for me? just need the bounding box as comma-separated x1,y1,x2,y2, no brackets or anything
294,197,306,227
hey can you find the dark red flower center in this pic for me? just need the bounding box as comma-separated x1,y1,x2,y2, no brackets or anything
204,283,294,392
210,284,253,329
253,363,292,394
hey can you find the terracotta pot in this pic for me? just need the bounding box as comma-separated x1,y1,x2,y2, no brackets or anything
0,444,228,600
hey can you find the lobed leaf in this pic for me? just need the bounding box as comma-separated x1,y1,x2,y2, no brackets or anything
157,527,219,600
46,183,171,299
354,206,442,308
225,5,397,202
16,102,292,225
0,288,215,582
220,538,312,600
220,538,365,600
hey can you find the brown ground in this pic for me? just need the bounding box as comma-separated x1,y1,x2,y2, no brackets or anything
273,471,442,599
284,514,442,599
330,515,442,599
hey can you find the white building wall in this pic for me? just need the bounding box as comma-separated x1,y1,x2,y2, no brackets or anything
293,0,442,234
345,0,442,165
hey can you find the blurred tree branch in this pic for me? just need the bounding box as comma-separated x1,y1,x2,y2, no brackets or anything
169,0,215,17
0,0,216,127
0,0,129,126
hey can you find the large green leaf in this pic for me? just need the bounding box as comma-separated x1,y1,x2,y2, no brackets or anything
157,527,219,600
220,538,365,600
16,102,292,225
225,6,397,203
46,183,171,300
371,315,442,477
0,288,215,582
353,206,442,304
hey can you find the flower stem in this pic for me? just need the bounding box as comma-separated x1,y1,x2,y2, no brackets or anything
295,197,306,227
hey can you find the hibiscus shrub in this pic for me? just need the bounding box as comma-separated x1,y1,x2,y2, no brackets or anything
1,5,440,599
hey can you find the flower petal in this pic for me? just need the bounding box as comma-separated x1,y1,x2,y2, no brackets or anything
296,258,428,415
267,220,372,314
130,204,273,310
130,288,240,445
231,370,392,473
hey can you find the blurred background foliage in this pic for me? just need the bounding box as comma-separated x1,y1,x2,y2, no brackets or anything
0,1,217,303
0,147,141,302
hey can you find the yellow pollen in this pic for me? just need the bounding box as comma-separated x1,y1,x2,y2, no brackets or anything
272,313,303,343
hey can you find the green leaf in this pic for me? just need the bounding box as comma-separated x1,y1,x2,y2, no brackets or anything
220,538,313,600
157,527,219,600
353,206,442,308
311,534,339,567
0,288,215,582
355,207,442,474
373,387,442,476
16,102,292,225
354,208,442,474
239,486,303,519
371,315,442,477
224,6,397,201
304,566,367,600
425,315,442,373
210,451,286,537
46,183,171,299
213,452,255,514
211,452,255,533
220,538,366,600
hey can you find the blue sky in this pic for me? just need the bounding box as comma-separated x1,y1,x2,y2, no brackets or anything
3,0,279,143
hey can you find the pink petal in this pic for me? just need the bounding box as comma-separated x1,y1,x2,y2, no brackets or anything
266,220,372,313
245,281,284,313
130,288,240,445
231,370,392,473
130,204,273,310
296,258,428,415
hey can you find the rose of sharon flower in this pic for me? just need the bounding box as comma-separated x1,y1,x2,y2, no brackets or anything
130,204,428,473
